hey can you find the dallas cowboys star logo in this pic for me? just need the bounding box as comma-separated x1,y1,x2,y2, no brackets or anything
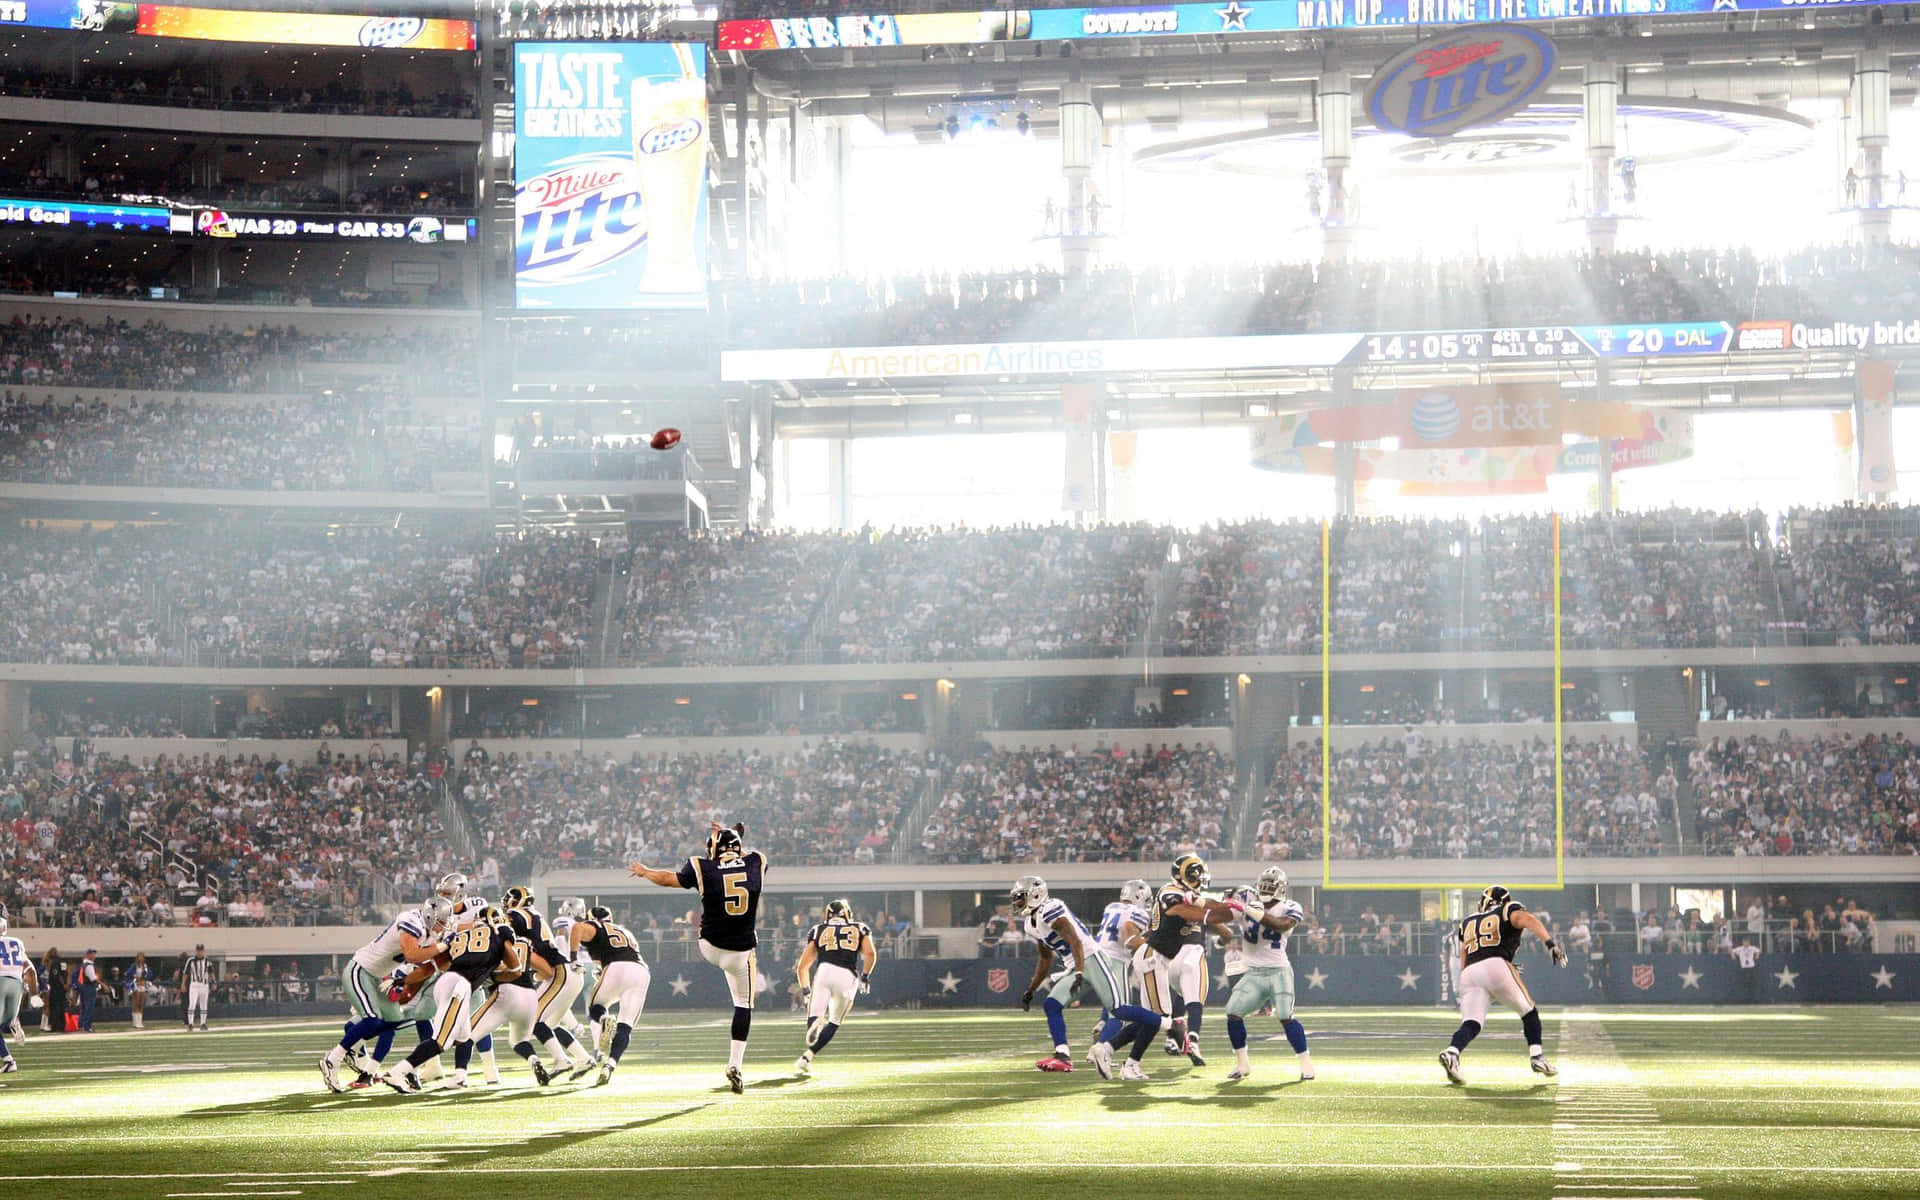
668,974,690,996
1678,965,1703,990
1774,964,1799,989
1871,965,1896,990
1215,1,1250,30
936,971,962,994
1712,0,1739,9
1396,968,1422,990
1304,968,1328,990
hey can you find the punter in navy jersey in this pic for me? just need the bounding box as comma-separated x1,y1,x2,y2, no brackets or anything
629,822,767,1093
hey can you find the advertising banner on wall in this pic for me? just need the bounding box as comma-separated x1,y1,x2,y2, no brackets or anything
1857,360,1897,497
717,0,1917,53
0,2,474,49
513,42,710,311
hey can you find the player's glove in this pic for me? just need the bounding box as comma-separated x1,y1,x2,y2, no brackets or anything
857,974,872,995
1020,986,1036,1012
27,993,43,1010
799,985,811,1004
386,982,412,1003
1547,940,1568,968
1066,970,1085,996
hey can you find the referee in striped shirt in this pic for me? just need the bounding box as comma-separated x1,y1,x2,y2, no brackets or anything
180,945,214,1031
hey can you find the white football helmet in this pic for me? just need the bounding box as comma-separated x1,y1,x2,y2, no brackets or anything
420,896,455,935
436,872,468,902
1257,866,1289,902
1120,879,1153,907
557,897,587,920
1008,875,1049,916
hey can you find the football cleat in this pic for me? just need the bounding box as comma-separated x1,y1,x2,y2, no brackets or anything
530,1058,553,1087
0,1057,15,1074
596,1016,618,1058
795,1052,812,1077
726,1066,745,1094
318,1055,344,1093
1531,1055,1558,1077
1438,1049,1465,1085
348,1071,377,1090
1164,1034,1183,1057
568,1056,598,1082
445,1069,468,1089
1090,1041,1114,1080
1184,1033,1207,1067
1119,1059,1148,1081
1224,1066,1252,1082
596,1061,616,1088
383,1064,422,1094
1035,1055,1073,1073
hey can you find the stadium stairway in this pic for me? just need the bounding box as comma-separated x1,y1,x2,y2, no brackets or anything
588,555,621,667
1632,666,1697,852
797,541,863,664
1134,535,1188,661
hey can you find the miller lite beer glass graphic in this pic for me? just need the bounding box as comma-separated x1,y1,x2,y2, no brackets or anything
629,43,708,298
513,42,709,310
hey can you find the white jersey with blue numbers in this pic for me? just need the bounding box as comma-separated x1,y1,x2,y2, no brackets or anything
1094,902,1148,956
551,915,594,970
1023,899,1093,963
1236,899,1305,968
0,935,27,979
452,896,489,929
351,908,433,973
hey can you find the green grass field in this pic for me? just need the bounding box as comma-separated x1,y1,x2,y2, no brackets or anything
1,1006,1916,1199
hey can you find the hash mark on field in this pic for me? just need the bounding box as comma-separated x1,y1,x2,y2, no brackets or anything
1551,1020,1701,1200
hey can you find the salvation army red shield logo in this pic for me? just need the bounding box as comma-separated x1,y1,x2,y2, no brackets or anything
986,969,1010,994
1632,964,1655,990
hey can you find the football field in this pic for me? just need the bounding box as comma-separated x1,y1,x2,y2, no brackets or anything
1,1006,1916,1199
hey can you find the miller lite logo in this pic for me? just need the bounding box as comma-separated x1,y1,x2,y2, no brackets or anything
515,152,646,285
986,968,1010,994
639,119,703,156
359,17,426,48
1366,25,1557,139
1631,964,1655,991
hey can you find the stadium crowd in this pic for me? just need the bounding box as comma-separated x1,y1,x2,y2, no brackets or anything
828,524,1164,662
1,743,453,929
0,394,480,491
0,523,609,668
0,65,475,119
920,744,1234,863
455,739,940,872
0,316,477,393
1691,732,1920,856
717,246,1918,349
1257,735,1668,860
3,508,1920,668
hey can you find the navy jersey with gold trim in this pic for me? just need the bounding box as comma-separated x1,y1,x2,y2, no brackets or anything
506,907,564,970
581,919,641,966
445,920,509,987
1459,900,1528,966
1145,883,1203,959
806,918,871,972
676,850,767,951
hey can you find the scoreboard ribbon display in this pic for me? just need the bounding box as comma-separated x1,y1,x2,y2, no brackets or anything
0,1,475,50
1352,322,1734,364
719,0,1912,51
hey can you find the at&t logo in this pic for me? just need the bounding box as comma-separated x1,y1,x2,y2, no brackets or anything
1366,25,1557,139
515,152,646,284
